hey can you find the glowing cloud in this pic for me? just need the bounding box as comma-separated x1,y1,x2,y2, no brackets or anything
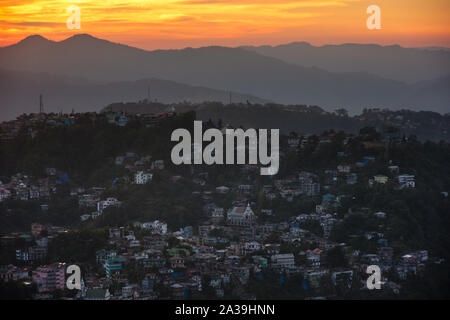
0,0,449,48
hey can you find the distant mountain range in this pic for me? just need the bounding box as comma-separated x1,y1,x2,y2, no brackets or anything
0,34,449,121
241,42,450,83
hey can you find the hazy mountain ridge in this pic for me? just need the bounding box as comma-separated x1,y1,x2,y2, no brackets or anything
0,68,268,120
241,42,450,83
0,34,449,119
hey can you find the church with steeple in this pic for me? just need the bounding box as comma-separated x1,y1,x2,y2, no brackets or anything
227,203,256,227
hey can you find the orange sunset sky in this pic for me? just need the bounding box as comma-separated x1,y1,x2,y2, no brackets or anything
0,0,449,50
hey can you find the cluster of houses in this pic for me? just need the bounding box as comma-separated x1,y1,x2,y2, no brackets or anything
0,112,443,300
370,172,416,189
0,173,55,203
0,207,434,299
0,151,430,300
78,187,122,222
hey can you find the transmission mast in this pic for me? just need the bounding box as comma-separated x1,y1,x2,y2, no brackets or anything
39,94,44,113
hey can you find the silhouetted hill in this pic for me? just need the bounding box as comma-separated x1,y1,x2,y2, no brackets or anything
101,101,450,142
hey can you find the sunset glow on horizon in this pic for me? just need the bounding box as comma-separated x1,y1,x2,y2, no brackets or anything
1,0,449,50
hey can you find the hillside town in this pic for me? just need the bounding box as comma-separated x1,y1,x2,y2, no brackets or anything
0,109,448,300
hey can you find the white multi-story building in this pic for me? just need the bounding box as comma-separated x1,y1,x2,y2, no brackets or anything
271,253,295,269
397,174,415,188
135,171,153,184
337,165,351,173
142,220,168,235
97,197,121,213
211,207,224,223
306,249,322,268
242,241,262,255
0,188,11,201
